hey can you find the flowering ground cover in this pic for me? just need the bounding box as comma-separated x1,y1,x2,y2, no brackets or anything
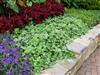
0,34,32,75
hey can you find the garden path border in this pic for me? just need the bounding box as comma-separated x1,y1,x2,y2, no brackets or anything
40,24,100,75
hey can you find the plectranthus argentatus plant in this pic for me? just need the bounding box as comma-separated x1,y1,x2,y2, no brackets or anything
0,33,32,75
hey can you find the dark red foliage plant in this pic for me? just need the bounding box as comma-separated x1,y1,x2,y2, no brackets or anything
0,0,64,33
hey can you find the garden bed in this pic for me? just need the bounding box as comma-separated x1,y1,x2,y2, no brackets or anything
0,0,100,75
10,9,100,75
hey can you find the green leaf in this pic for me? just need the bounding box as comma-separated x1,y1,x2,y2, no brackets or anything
3,0,19,13
9,3,19,13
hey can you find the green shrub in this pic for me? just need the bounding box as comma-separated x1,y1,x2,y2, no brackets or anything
61,0,79,8
11,14,90,75
61,0,100,9
67,9,100,26
78,0,100,10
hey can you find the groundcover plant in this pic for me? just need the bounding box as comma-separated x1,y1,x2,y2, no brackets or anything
67,9,100,27
11,14,90,75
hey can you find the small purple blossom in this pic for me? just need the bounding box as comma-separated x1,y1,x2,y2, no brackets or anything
6,71,12,75
2,57,13,64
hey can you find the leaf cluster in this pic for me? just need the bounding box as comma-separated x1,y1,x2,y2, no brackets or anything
61,0,100,10
3,0,19,13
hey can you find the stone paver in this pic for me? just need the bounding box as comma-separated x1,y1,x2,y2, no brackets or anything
75,46,100,75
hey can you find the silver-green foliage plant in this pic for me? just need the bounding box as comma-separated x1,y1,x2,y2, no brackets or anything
12,14,89,75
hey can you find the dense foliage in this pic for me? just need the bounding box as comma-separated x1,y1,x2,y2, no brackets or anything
11,14,90,75
67,9,100,26
0,0,64,33
61,0,100,9
0,33,32,75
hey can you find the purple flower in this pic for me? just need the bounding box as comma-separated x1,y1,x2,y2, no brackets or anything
15,59,19,64
6,37,14,43
0,48,2,53
23,72,27,75
19,69,23,73
2,57,13,64
6,71,12,75
11,68,18,73
4,49,10,53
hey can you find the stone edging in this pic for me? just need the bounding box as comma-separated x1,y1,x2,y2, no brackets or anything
40,24,100,75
